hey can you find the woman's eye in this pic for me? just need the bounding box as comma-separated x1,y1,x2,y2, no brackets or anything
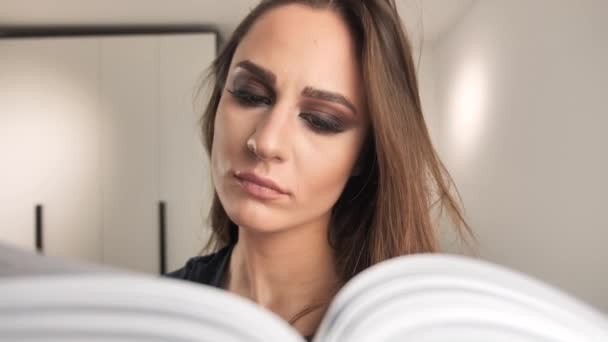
227,88,344,134
227,88,272,106
300,113,345,134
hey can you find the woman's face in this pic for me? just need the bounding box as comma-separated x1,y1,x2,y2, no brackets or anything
211,4,369,234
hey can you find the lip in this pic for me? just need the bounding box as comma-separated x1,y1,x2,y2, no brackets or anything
233,171,289,199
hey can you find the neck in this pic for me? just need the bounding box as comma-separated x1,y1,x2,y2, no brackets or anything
224,215,341,336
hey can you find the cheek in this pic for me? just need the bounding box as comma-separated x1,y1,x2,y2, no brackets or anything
210,109,228,181
294,137,360,212
211,99,249,176
211,106,245,225
211,101,243,190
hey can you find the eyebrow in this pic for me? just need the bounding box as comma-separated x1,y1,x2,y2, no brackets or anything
235,60,276,86
301,86,358,116
234,59,358,116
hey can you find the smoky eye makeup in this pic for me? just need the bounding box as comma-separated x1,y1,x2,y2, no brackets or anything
300,112,348,133
227,88,349,134
225,68,357,134
233,73,269,93
227,72,275,106
303,100,359,130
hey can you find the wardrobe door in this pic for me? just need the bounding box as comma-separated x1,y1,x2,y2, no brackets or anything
99,36,159,273
0,37,102,263
158,33,216,272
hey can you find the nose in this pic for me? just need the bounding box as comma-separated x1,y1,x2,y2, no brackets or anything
247,104,293,162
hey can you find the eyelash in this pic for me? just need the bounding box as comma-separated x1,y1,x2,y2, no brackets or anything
227,88,345,134
227,88,273,106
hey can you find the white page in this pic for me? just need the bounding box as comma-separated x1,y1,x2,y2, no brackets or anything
0,274,304,342
315,254,608,342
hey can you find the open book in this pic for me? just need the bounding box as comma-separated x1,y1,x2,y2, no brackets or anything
1,242,607,341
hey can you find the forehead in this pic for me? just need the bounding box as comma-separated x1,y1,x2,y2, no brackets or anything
231,4,364,106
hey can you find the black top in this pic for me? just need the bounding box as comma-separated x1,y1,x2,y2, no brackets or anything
164,245,314,342
165,244,234,288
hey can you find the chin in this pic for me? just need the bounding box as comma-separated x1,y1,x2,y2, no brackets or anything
231,217,287,235
223,198,288,234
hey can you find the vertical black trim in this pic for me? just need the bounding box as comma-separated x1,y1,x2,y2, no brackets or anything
159,201,167,275
35,204,43,253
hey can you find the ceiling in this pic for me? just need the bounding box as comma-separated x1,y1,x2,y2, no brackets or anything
0,0,474,42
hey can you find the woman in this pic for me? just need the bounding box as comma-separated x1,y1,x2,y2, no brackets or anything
167,0,471,339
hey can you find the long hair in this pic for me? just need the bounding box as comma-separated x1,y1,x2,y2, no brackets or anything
197,0,473,283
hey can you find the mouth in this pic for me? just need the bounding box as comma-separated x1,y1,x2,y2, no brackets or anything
233,171,289,200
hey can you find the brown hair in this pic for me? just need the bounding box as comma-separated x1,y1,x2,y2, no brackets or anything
198,0,473,283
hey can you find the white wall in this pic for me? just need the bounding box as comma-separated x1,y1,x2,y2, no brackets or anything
418,44,440,148
0,34,215,274
422,0,608,312
0,37,103,262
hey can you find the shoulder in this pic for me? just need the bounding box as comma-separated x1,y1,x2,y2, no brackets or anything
163,244,234,287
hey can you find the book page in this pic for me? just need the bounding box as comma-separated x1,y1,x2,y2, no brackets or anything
0,274,306,342
0,243,305,342
314,254,608,342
